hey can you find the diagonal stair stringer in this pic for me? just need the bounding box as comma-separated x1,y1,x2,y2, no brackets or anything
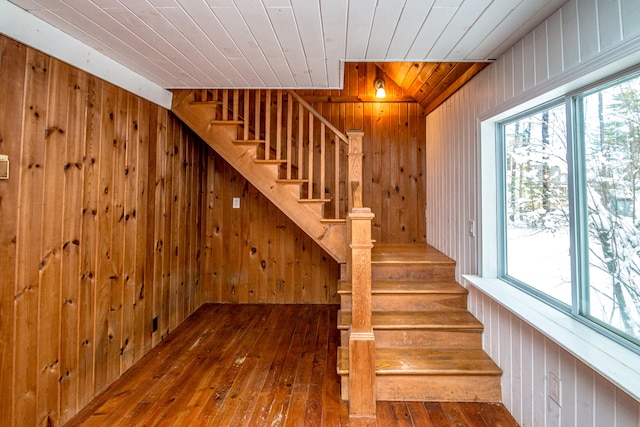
171,90,346,263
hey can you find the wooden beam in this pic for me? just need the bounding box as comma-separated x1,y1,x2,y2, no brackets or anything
302,95,417,103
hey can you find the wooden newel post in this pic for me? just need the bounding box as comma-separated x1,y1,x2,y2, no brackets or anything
345,130,376,422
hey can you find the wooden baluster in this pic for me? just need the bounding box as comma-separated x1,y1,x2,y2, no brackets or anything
286,93,293,180
233,89,239,122
222,90,228,121
265,90,271,160
347,130,365,212
335,135,340,219
212,89,219,120
276,90,282,160
320,123,326,201
297,103,304,180
243,89,250,141
307,112,314,199
255,89,261,145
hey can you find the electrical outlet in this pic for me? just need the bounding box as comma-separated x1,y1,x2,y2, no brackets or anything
549,371,561,406
469,220,476,237
233,197,240,209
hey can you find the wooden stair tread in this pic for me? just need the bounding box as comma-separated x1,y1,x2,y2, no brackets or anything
255,159,287,165
232,139,263,145
320,218,346,224
338,348,502,376
189,101,223,105
338,280,467,294
372,243,456,265
276,179,308,184
298,198,332,203
210,120,244,125
337,311,483,330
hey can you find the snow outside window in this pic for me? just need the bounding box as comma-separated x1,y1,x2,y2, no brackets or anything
499,71,640,349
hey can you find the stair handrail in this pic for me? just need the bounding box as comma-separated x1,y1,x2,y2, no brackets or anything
287,91,349,145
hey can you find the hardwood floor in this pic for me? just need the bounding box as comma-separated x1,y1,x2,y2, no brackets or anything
66,304,518,427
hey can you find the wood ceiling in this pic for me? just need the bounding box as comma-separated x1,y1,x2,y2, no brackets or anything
6,0,563,90
376,62,488,114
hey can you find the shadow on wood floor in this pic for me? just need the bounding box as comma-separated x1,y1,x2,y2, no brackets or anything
66,304,518,426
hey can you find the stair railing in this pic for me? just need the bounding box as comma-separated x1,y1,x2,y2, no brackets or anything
345,131,376,422
192,90,376,419
192,88,350,220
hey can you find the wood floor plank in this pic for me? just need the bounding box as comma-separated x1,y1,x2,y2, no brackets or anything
65,304,518,427
301,306,331,426
211,306,292,426
390,401,414,426
457,402,491,427
283,306,322,427
405,402,434,427
245,306,312,426
424,402,449,426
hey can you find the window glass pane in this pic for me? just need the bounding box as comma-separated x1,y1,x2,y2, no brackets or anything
503,103,572,304
581,75,640,342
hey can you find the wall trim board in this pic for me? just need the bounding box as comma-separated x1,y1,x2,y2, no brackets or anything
0,0,172,109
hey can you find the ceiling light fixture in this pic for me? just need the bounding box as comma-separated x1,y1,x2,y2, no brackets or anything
373,78,386,98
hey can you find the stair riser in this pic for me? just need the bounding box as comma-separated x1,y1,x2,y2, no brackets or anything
340,375,502,402
340,294,467,312
372,264,455,281
340,330,482,349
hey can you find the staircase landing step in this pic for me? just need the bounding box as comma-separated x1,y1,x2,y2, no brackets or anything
338,280,467,295
337,311,483,330
338,348,501,376
372,243,456,265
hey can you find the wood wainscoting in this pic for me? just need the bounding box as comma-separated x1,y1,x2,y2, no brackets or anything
66,304,518,426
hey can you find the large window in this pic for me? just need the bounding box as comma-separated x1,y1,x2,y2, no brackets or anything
499,69,640,348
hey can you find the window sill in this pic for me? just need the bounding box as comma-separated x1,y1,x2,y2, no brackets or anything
463,274,640,402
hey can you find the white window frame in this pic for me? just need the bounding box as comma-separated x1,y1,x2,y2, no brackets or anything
466,58,640,402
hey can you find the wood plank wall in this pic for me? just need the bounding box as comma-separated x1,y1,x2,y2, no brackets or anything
424,0,640,425
0,36,206,427
199,149,340,305
298,63,426,243
0,34,343,426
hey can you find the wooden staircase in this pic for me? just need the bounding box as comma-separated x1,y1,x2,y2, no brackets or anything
171,89,352,263
169,88,502,421
337,243,502,402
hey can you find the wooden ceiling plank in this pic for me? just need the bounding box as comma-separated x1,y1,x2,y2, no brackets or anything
237,1,297,87
32,1,188,86
385,0,436,59
123,1,231,86
412,62,456,105
406,6,458,60
345,0,376,59
320,0,348,88
266,6,313,87
210,6,281,86
406,62,440,100
291,0,328,87
157,5,243,86
423,62,488,114
365,3,404,59
427,0,492,60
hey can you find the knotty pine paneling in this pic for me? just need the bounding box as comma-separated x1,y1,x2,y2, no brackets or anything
200,149,340,305
298,62,426,244
0,35,208,426
0,34,343,427
424,0,640,425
